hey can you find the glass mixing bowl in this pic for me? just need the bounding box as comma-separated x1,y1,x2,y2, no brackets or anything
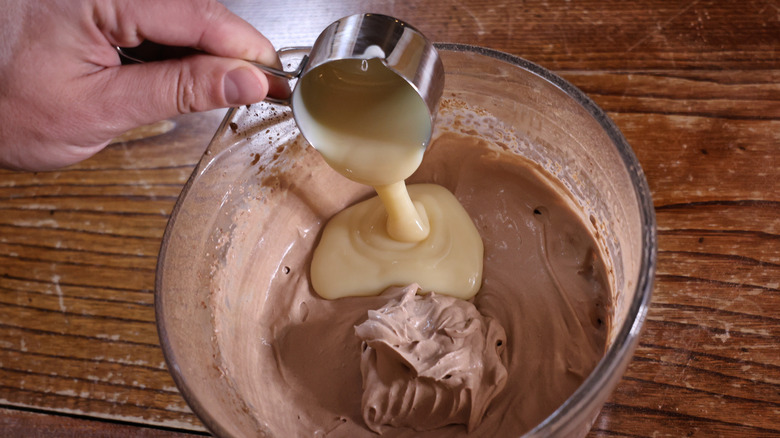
155,44,656,437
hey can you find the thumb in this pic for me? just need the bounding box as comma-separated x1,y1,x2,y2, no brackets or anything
97,54,269,127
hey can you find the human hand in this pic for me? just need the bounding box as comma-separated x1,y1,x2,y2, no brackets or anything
0,0,281,171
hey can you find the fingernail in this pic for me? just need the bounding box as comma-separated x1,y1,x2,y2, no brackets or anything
224,68,264,105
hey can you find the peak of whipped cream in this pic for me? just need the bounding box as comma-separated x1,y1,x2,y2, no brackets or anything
354,285,508,433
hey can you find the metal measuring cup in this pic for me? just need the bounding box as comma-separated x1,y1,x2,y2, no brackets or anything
259,13,443,117
255,13,445,167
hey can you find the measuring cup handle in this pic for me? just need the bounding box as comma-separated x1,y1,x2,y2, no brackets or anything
252,47,310,79
116,43,309,105
251,47,310,105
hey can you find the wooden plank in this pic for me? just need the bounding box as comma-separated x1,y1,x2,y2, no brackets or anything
225,0,780,70
0,408,203,437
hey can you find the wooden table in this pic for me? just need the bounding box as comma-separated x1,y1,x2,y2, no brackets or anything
1,0,777,436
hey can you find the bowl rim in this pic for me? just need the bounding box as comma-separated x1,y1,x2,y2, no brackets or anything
155,42,657,437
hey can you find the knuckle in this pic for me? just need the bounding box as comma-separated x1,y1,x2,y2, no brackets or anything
175,63,200,114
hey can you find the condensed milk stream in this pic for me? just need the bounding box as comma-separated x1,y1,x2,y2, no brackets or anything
293,57,484,300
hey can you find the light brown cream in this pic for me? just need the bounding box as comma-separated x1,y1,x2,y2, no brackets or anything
355,284,508,433
210,114,611,436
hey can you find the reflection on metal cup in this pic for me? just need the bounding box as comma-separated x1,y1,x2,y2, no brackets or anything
303,13,444,119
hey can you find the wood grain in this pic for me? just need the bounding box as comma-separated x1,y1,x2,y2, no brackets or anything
1,0,778,436
0,408,205,437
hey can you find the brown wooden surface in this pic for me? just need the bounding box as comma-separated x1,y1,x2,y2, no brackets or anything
1,0,778,436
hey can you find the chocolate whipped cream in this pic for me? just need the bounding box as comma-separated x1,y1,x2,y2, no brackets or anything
355,285,507,433
210,102,611,437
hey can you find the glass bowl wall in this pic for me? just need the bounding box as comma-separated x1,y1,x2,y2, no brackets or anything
155,44,656,438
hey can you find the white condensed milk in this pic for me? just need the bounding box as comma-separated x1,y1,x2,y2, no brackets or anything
297,58,484,300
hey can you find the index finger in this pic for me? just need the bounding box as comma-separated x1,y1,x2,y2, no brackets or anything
94,0,279,66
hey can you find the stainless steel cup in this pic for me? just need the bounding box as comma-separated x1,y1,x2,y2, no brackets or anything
256,13,444,148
